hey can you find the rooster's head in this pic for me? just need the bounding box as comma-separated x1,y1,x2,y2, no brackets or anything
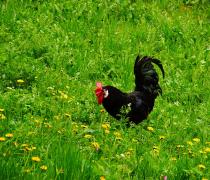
95,82,109,104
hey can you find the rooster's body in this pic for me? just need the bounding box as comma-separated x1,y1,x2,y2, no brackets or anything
95,55,164,124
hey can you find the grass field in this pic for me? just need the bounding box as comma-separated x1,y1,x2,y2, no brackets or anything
0,0,209,179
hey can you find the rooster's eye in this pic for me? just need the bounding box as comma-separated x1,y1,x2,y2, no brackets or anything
103,89,109,98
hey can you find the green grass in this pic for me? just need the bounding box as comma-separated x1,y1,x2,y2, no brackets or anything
0,0,209,179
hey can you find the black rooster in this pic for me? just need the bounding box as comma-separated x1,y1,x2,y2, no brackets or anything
95,55,164,124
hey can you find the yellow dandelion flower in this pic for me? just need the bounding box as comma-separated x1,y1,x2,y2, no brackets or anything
170,157,177,161
32,156,41,162
81,124,88,129
114,131,122,140
187,141,193,146
159,135,165,140
84,134,92,139
40,165,48,171
153,148,160,154
203,147,210,153
202,178,208,180
0,137,6,142
0,113,6,120
105,129,110,134
125,151,131,156
153,145,159,150
24,146,36,151
17,79,24,83
0,108,4,112
5,133,13,138
101,123,110,130
152,145,160,154
65,113,71,117
25,147,32,151
153,148,159,151
100,109,105,113
147,126,154,132
193,138,200,143
21,144,29,147
100,176,106,180
91,142,100,150
198,164,206,170
125,149,134,157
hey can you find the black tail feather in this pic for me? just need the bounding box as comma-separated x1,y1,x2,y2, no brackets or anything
150,58,165,78
134,55,164,96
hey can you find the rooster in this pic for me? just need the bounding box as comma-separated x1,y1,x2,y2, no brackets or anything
95,55,164,124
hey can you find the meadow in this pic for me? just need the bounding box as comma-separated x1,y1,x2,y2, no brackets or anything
0,0,209,179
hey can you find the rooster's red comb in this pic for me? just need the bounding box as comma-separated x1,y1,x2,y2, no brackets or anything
96,82,102,89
